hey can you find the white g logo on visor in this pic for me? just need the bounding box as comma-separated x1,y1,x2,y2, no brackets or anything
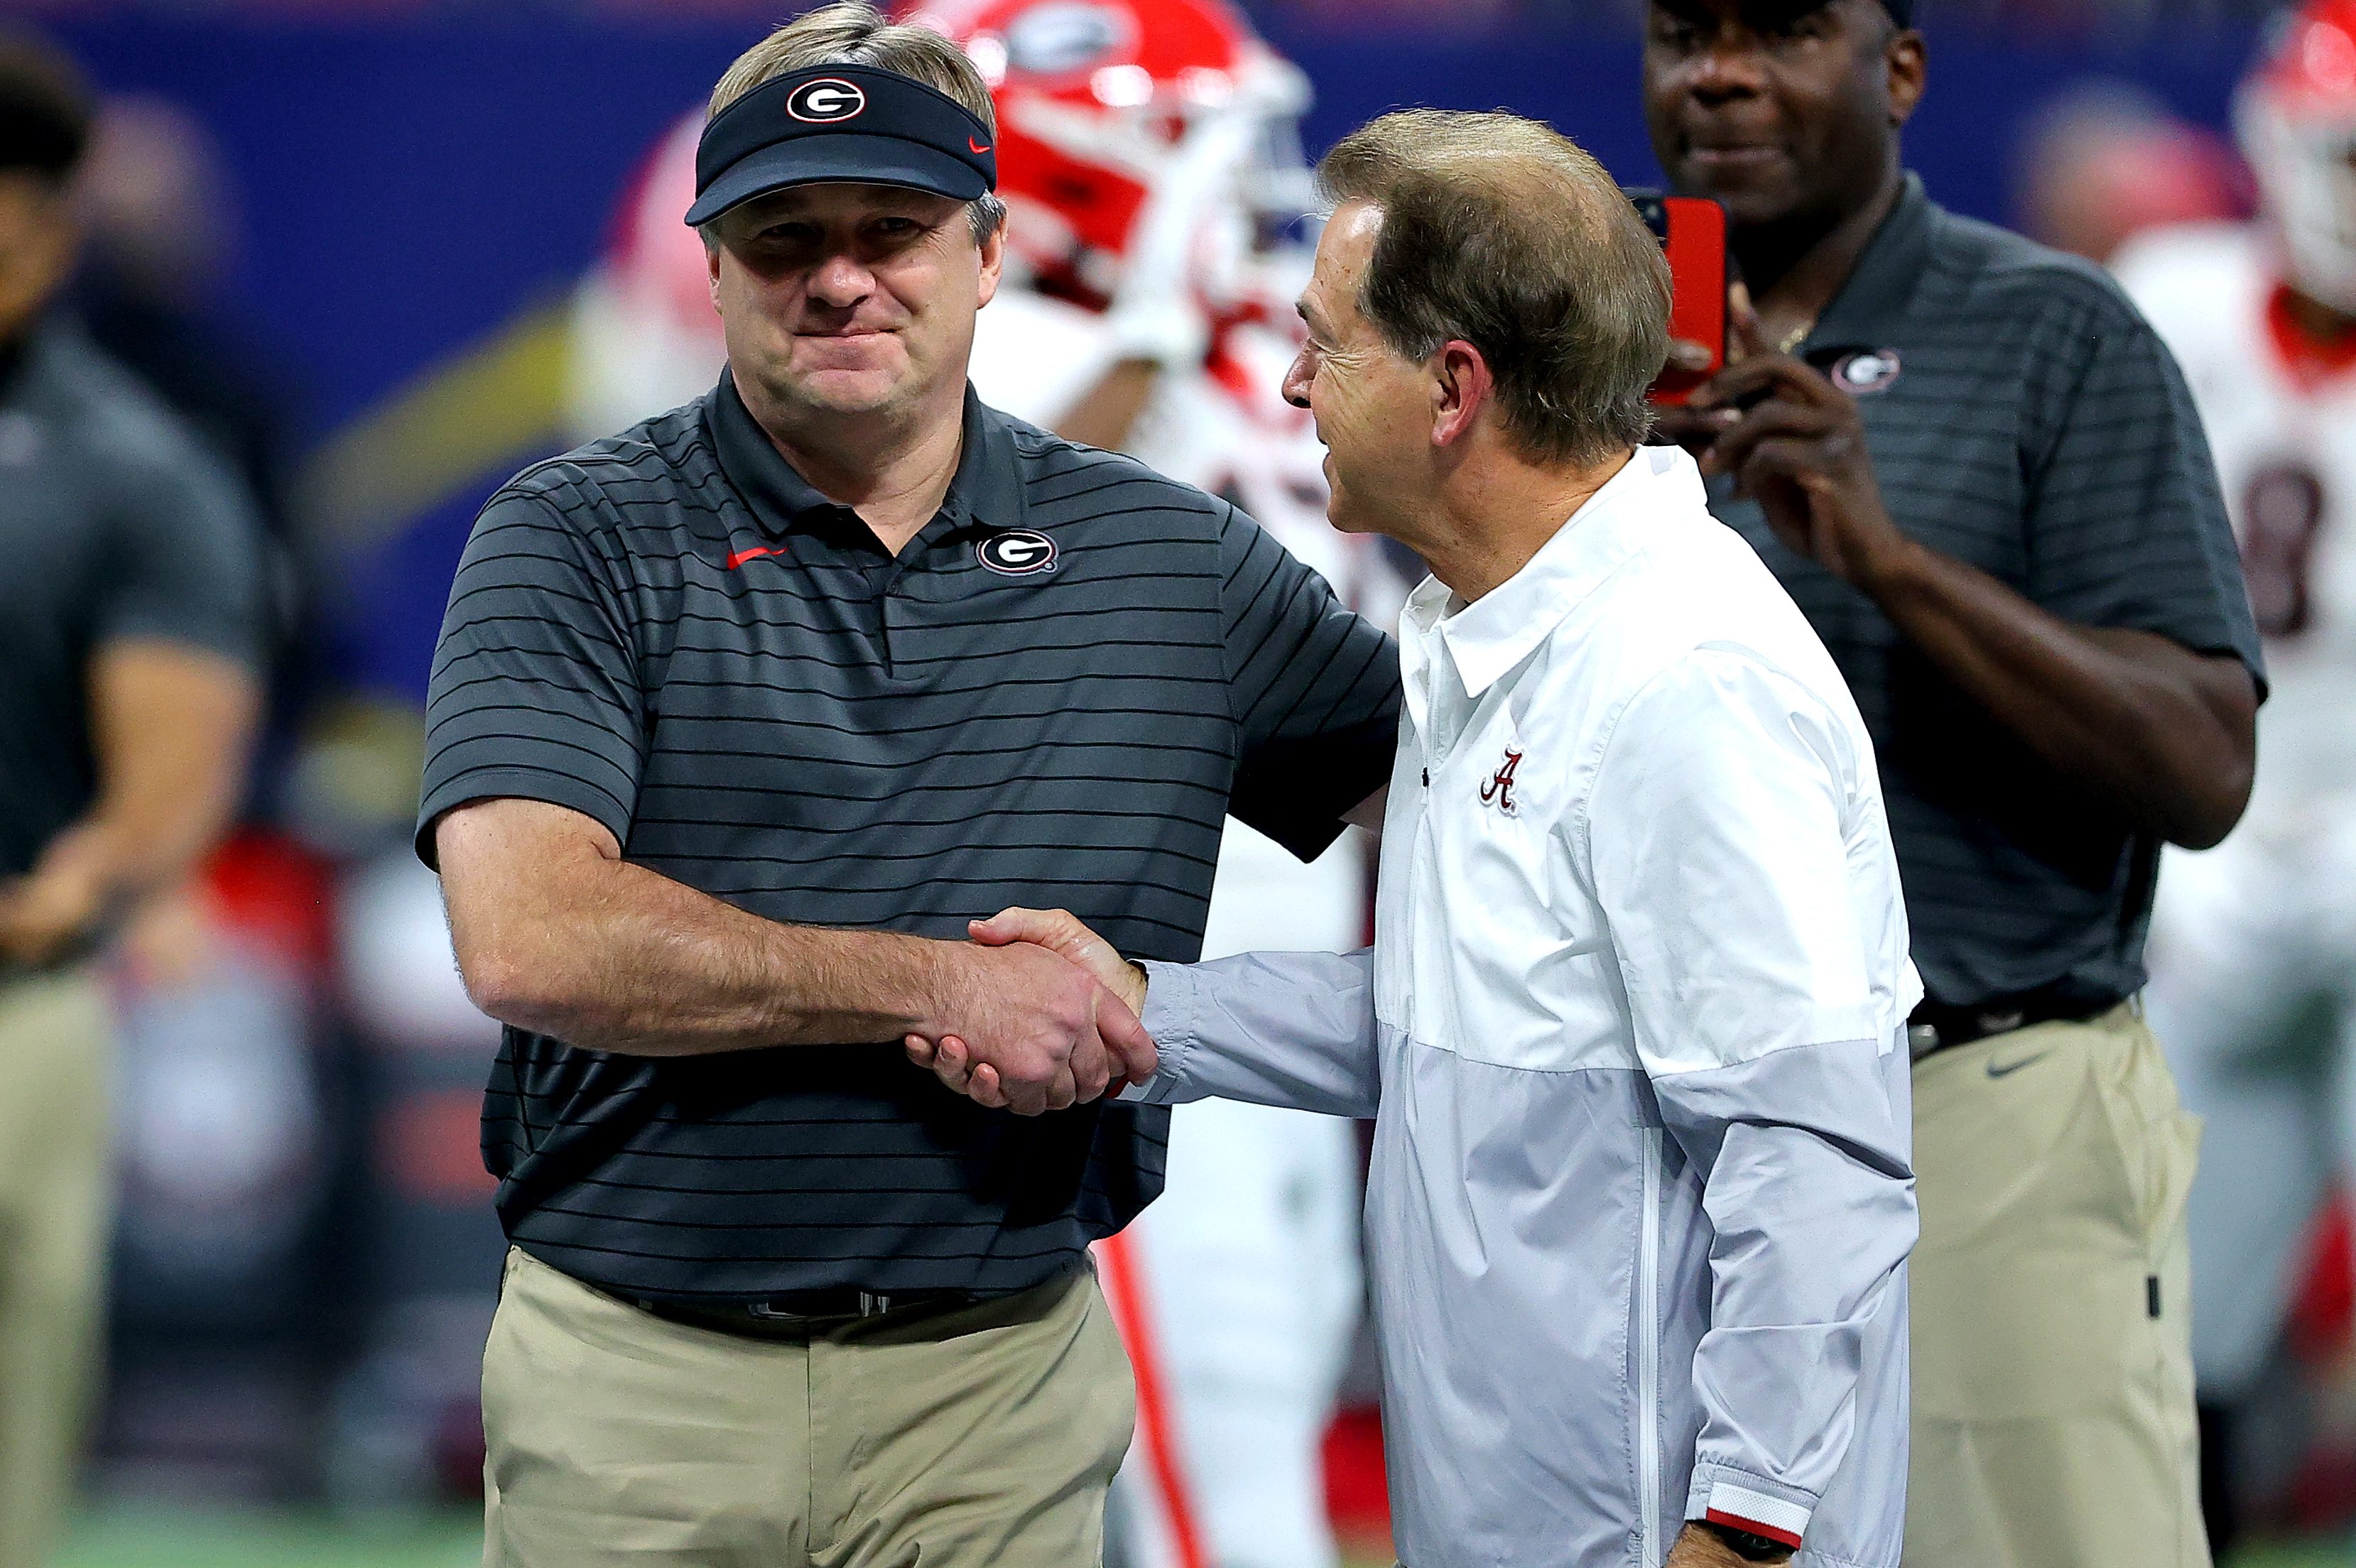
786,78,869,124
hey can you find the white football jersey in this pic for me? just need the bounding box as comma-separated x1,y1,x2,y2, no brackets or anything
970,288,1403,958
2117,222,2356,790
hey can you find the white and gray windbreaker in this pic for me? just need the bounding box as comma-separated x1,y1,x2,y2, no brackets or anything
1129,448,1921,1568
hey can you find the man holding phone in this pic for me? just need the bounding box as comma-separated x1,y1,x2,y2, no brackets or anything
1646,3,2262,1565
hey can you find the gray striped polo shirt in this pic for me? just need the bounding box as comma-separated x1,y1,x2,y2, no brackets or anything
416,374,1400,1303
1707,175,2262,1012
1,323,265,882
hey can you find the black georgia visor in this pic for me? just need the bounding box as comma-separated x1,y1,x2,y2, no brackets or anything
684,62,999,227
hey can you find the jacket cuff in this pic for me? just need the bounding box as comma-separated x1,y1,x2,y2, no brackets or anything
1688,1464,1815,1550
1122,961,1198,1103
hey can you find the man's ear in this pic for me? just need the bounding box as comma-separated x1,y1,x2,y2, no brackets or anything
1431,339,1494,449
976,215,1006,310
704,229,725,310
1887,27,1927,128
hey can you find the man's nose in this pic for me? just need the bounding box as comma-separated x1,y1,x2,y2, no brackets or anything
1685,42,1769,102
1281,347,1314,410
806,251,875,308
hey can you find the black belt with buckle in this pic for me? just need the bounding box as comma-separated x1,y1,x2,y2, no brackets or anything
631,1284,977,1341
1907,984,2118,1060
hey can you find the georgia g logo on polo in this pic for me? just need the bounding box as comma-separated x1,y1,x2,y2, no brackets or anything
977,529,1058,576
1832,349,1902,395
786,78,868,124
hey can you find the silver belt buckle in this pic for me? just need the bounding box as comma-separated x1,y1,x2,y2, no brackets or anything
744,1300,812,1322
743,1292,893,1322
1907,1023,1941,1060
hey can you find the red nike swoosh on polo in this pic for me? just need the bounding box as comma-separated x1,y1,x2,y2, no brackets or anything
726,545,782,570
969,137,992,155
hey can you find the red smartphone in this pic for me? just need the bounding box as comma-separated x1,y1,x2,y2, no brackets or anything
1625,190,1729,407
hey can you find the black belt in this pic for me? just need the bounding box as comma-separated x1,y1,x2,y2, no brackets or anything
630,1285,978,1340
1907,985,2119,1060
620,1260,1083,1343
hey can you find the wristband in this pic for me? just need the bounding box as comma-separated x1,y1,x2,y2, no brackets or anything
1703,1520,1794,1561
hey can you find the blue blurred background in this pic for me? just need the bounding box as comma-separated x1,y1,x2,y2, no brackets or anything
9,2,2342,1564
31,0,2274,699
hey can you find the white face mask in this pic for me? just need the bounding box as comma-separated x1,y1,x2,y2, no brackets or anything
2242,86,2356,313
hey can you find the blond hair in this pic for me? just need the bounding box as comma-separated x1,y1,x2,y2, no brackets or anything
1318,110,1670,467
707,2,1005,243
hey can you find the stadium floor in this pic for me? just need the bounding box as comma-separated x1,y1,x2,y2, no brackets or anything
50,1509,2355,1567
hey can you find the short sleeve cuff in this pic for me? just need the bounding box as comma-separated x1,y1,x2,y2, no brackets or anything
1121,959,1202,1104
1689,1464,1815,1551
1233,721,1395,865
415,766,635,870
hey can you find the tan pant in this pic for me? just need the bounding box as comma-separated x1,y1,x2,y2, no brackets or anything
482,1246,1136,1568
1905,1004,2208,1568
0,967,114,1568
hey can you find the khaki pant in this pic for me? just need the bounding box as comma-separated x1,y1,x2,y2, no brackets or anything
483,1246,1136,1568
0,967,114,1568
1905,1004,2208,1568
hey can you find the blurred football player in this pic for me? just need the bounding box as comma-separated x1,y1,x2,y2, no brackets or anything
916,7,1392,1566
567,110,720,444
2018,82,2246,266
562,9,1391,1565
2113,0,2356,1524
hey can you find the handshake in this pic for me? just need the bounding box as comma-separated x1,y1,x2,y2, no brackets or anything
905,909,1156,1116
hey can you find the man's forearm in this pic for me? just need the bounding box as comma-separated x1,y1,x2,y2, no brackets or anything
2,643,260,964
28,792,239,916
1052,358,1160,451
440,798,1149,1109
450,832,954,1057
1862,539,2255,847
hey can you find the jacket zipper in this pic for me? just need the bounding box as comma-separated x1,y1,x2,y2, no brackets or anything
1637,1126,1663,1568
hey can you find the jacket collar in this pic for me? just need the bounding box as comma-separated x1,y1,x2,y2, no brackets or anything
1404,445,1705,704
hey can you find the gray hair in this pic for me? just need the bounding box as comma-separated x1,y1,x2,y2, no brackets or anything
1318,109,1670,467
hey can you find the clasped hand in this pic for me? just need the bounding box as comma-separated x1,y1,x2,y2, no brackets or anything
906,909,1155,1116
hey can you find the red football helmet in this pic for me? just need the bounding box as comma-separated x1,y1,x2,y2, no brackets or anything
601,109,717,338
2240,0,2356,310
903,0,1314,312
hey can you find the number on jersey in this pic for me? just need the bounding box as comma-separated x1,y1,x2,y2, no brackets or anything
2242,463,2328,638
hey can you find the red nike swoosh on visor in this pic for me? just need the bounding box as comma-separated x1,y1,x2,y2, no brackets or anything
969,138,992,154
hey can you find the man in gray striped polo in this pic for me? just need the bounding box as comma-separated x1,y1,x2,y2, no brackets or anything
1646,3,2263,1564
418,7,1398,1566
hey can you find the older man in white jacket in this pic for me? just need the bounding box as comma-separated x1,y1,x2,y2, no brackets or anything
913,109,1918,1568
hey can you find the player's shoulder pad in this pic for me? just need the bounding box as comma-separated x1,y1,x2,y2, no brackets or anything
2110,222,2268,332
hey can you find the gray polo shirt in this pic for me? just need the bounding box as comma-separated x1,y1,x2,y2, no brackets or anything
1707,176,2262,1012
416,374,1401,1304
0,322,266,881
